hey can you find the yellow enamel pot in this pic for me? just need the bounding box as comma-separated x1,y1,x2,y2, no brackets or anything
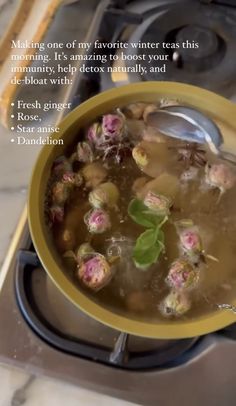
28,82,236,339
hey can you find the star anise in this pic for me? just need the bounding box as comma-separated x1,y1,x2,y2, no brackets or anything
169,143,207,168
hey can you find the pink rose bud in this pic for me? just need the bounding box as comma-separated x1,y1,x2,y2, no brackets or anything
180,230,201,252
84,208,111,234
175,220,203,261
77,253,112,291
52,156,72,178
86,122,102,146
49,205,64,223
102,114,124,140
165,258,199,291
144,191,171,215
205,163,235,192
62,171,75,184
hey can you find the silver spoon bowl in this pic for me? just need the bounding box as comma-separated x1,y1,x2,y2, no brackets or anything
147,105,236,164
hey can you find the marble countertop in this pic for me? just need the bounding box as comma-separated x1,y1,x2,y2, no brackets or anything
0,130,137,406
0,363,135,406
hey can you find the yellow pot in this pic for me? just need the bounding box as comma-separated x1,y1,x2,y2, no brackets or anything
28,81,236,339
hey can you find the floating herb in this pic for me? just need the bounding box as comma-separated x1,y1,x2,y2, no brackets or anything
128,199,164,228
128,198,168,270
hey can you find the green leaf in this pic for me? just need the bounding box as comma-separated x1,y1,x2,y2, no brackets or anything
135,228,159,250
133,240,164,270
133,228,165,270
128,199,165,228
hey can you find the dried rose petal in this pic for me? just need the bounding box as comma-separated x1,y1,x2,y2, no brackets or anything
77,253,112,291
159,290,191,317
102,114,124,140
166,258,199,291
84,208,111,234
144,191,171,215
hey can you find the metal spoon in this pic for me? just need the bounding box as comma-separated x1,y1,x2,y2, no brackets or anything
146,105,236,165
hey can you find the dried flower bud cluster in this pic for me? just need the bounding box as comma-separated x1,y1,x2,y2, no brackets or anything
84,208,111,234
144,191,171,216
77,253,113,291
165,258,199,291
89,182,119,209
159,290,191,317
175,219,203,263
205,162,236,194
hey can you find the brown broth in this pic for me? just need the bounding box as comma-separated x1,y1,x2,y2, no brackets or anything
46,106,236,322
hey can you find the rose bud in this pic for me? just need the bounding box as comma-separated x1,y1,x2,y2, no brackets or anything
84,208,111,234
77,142,94,163
180,229,202,254
62,171,75,184
132,144,149,169
51,181,70,205
62,171,83,188
89,182,119,209
76,242,95,260
144,191,171,215
102,114,124,140
175,220,203,262
52,155,72,178
49,205,64,223
86,122,102,146
159,290,191,317
77,253,113,291
165,258,199,291
205,163,235,194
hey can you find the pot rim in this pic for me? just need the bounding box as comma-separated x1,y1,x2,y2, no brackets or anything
28,81,236,339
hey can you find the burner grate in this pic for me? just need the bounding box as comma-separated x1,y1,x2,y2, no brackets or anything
15,249,200,371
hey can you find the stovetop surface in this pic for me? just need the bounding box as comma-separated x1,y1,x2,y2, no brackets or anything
1,207,236,406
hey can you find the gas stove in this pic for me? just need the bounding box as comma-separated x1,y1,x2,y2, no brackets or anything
106,0,236,96
1,0,236,405
2,208,236,406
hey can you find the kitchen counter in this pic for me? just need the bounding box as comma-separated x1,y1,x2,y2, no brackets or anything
0,123,136,406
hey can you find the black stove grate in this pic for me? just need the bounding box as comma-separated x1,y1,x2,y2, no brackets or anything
15,249,202,371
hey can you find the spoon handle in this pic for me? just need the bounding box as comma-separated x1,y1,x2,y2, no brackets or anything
219,150,236,165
